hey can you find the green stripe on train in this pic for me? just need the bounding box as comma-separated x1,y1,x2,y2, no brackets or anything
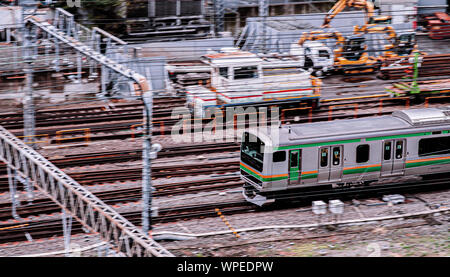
406,158,450,168
343,166,381,175
301,173,318,179
240,165,288,182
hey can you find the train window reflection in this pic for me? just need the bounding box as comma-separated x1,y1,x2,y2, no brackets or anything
290,152,298,167
419,136,450,157
395,141,404,159
320,148,328,167
332,147,340,166
384,142,392,160
241,132,265,172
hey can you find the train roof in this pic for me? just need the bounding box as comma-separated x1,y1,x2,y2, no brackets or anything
254,108,450,147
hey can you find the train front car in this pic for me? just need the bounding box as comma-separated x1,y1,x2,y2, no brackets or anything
241,107,450,206
240,130,271,206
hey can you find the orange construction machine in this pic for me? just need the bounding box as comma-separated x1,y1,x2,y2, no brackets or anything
322,0,392,28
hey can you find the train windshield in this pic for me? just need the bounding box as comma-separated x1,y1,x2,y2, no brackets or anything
241,132,265,172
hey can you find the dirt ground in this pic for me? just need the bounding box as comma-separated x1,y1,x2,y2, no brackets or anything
166,217,449,257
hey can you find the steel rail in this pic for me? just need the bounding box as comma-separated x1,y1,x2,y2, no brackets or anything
1,177,449,243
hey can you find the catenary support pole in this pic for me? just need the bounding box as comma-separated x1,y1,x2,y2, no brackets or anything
141,92,153,235
259,0,268,53
22,1,38,148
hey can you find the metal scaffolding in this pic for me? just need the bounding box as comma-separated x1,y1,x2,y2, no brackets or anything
3,7,170,256
0,125,173,257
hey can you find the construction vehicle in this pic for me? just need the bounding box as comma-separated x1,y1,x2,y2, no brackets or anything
353,24,419,61
334,34,379,74
295,30,379,75
322,0,391,28
176,47,322,118
290,30,338,76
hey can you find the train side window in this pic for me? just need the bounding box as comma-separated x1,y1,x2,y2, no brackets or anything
418,136,450,156
384,142,392,160
356,144,370,163
290,152,298,167
273,151,286,163
395,141,404,159
332,147,340,165
320,148,328,167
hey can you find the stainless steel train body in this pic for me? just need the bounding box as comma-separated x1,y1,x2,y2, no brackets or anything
240,108,450,205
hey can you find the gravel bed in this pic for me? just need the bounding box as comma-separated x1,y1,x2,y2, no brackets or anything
0,189,447,257
152,190,449,235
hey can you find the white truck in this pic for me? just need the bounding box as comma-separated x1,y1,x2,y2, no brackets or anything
180,47,321,118
290,41,335,76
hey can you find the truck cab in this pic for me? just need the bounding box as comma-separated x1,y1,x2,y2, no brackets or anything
290,41,334,76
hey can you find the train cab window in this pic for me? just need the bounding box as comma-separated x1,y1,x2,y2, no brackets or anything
395,141,404,159
356,144,370,163
419,136,450,156
320,148,328,167
384,142,392,160
273,151,286,163
332,147,340,165
290,152,298,167
241,132,265,172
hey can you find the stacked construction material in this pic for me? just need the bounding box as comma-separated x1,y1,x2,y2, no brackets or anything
425,12,450,39
378,54,450,80
385,78,450,96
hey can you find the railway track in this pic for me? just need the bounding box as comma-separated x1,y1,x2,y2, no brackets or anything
2,101,424,144
0,176,244,221
3,92,450,145
0,155,240,193
0,177,448,244
0,141,239,175
0,98,185,130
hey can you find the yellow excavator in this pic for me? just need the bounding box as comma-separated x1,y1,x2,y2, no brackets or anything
322,0,391,28
334,34,380,74
353,24,419,61
297,30,379,74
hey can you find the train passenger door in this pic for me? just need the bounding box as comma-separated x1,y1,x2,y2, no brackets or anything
381,139,406,176
318,146,343,183
288,150,301,186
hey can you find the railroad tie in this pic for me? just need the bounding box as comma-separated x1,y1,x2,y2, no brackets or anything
215,208,240,239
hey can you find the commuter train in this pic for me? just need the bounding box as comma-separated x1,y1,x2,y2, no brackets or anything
240,107,450,205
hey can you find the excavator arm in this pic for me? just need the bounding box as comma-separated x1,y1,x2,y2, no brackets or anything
322,0,390,28
298,30,345,46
